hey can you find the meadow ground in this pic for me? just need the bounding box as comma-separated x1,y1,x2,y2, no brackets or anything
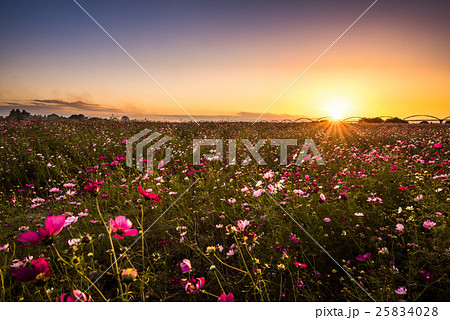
0,120,448,302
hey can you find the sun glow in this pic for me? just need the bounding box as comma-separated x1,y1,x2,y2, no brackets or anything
325,99,351,120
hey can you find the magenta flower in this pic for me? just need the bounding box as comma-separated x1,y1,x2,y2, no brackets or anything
84,182,100,193
395,287,407,295
289,234,299,243
57,290,91,302
295,279,306,287
423,220,436,230
12,258,51,282
356,253,371,261
419,269,434,282
323,218,331,222
109,216,138,239
180,259,192,273
182,277,205,293
17,215,66,246
218,293,234,302
138,186,161,202
293,261,307,268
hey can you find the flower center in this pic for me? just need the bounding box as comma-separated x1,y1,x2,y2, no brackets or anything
35,272,47,281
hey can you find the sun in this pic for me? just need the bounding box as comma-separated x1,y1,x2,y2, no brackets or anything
325,99,350,120
329,108,344,120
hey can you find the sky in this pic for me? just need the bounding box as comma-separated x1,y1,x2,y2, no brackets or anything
1,0,449,121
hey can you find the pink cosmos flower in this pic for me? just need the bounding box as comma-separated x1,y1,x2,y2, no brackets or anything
17,215,66,246
180,259,192,273
432,143,443,149
218,293,234,302
57,290,91,302
319,193,326,203
395,287,407,295
236,220,250,231
138,186,161,202
323,218,331,222
395,224,404,233
12,258,51,282
109,216,138,239
423,220,436,230
240,185,249,193
121,268,138,282
182,277,205,293
252,189,265,198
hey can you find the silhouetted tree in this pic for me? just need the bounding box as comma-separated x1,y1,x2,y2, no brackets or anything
385,117,408,124
46,114,61,121
7,109,31,120
69,114,87,120
358,117,384,123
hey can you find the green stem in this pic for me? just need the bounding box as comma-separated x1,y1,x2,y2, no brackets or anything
96,198,124,301
213,253,247,275
234,236,258,295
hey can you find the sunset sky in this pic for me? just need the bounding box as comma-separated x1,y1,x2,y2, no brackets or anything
1,0,449,121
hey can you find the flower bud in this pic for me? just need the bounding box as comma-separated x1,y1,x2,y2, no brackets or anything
121,268,138,282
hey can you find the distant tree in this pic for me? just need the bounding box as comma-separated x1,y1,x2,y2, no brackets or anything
121,115,130,121
7,109,31,120
69,114,87,121
358,117,384,123
446,120,450,124
89,117,103,121
385,117,408,124
420,121,429,124
46,114,61,121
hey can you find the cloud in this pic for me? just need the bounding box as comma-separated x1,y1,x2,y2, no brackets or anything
237,112,305,120
0,98,304,121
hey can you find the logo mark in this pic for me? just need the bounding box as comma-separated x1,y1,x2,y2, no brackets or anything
126,129,172,174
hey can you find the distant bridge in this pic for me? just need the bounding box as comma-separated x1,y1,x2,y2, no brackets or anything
402,115,445,123
265,115,450,124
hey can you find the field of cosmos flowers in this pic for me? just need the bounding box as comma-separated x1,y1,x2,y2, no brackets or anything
0,120,448,302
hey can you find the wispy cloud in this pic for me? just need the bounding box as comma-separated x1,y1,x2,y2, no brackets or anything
0,98,305,121
0,99,119,115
